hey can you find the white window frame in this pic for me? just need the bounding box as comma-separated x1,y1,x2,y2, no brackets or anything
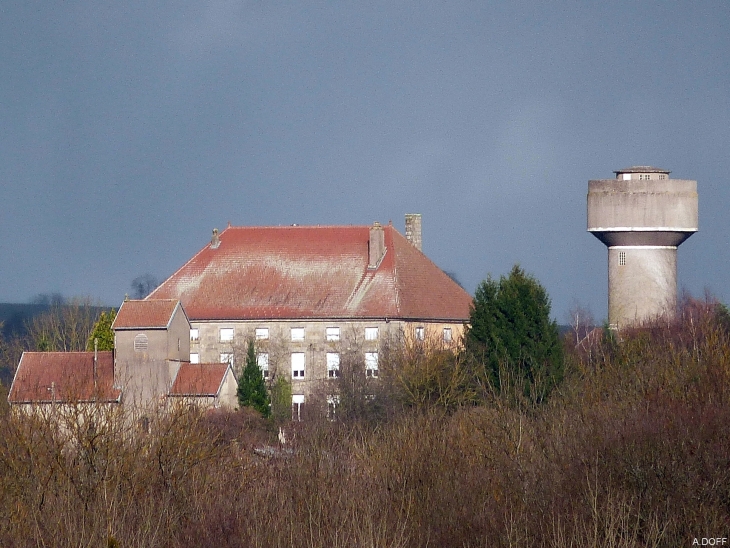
327,395,340,420
291,352,305,379
365,352,379,377
190,352,200,364
292,394,305,421
327,352,340,378
255,327,269,340
291,327,305,342
365,327,378,341
326,327,340,341
257,353,269,378
443,327,452,343
190,328,199,342
219,328,234,342
220,352,233,366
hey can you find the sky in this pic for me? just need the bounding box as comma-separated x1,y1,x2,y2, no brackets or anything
1,0,729,322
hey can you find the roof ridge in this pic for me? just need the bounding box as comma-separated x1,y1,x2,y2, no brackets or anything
345,270,378,312
225,224,374,230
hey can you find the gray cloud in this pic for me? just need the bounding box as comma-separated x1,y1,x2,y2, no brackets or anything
1,0,728,321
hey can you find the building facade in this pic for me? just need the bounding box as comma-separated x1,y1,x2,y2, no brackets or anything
148,216,473,408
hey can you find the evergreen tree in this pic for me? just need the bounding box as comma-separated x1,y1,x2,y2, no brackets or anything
237,340,270,417
466,265,563,402
86,309,117,351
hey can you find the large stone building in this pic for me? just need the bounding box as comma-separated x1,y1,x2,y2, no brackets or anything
148,216,472,410
588,167,698,327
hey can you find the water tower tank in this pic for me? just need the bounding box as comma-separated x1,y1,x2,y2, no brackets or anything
587,167,698,327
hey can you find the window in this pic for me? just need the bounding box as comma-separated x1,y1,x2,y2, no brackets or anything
219,328,234,342
415,327,425,341
255,327,269,340
190,328,199,342
292,394,305,421
134,333,148,352
257,353,269,378
291,352,305,379
220,353,233,366
327,353,340,378
443,328,453,343
365,327,378,341
291,327,305,341
327,395,340,420
659,174,666,180
365,352,378,377
190,353,200,364
326,327,340,341
619,251,626,266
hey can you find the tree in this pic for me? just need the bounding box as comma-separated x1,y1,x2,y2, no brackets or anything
26,297,99,352
236,340,270,417
466,265,563,403
86,309,117,351
130,274,159,300
381,329,480,412
269,376,292,423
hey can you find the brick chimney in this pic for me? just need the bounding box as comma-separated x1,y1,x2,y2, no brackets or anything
368,222,386,269
405,214,422,251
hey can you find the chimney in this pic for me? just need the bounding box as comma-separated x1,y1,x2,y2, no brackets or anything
211,228,220,249
368,222,386,269
405,214,422,251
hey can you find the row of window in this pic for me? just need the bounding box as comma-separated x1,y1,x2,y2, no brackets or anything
293,394,373,421
292,394,342,421
190,351,379,379
191,326,453,343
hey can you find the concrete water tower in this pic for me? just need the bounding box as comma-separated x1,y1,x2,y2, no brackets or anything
587,166,698,328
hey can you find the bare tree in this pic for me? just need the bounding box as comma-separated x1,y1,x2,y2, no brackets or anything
25,297,100,352
566,302,596,348
130,274,160,300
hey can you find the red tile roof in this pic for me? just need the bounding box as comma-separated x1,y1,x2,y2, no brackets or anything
8,352,121,404
112,299,182,329
148,225,471,321
169,362,230,397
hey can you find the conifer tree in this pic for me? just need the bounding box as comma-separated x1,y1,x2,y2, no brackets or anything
86,309,117,351
466,265,563,402
237,339,270,417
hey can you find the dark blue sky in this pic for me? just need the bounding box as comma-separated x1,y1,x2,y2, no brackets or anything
2,1,728,321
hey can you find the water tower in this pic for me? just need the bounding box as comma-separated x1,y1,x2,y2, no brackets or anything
587,166,698,328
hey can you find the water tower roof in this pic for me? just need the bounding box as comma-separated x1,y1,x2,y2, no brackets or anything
614,166,671,175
